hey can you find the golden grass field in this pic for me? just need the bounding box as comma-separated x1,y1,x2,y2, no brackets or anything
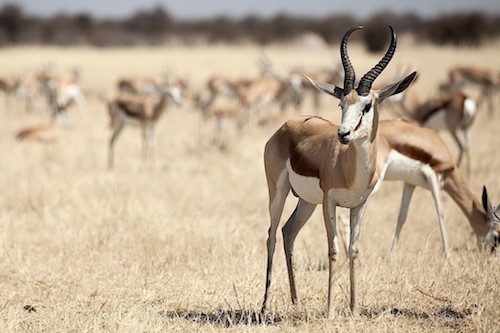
0,35,499,332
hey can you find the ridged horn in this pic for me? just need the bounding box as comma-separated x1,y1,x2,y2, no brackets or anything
357,26,397,96
340,26,363,94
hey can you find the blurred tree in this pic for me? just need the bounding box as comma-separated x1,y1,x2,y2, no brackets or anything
0,3,24,43
363,20,390,53
125,5,172,35
426,12,494,46
206,16,242,43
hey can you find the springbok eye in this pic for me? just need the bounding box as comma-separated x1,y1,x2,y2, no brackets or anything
362,103,372,114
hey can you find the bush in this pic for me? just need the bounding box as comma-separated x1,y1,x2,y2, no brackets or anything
362,21,391,53
426,12,494,46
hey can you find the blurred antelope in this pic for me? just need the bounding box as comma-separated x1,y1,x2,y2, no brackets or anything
401,91,477,176
107,82,182,168
261,26,417,318
192,91,245,149
15,73,41,113
15,119,61,143
296,64,344,111
0,75,18,108
439,65,500,115
38,70,87,122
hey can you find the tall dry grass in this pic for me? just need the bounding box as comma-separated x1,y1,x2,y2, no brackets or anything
0,36,499,332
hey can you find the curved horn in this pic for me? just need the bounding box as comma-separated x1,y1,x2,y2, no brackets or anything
340,26,363,94
357,26,397,96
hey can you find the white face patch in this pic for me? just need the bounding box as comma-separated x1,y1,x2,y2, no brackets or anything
286,159,323,204
339,94,373,142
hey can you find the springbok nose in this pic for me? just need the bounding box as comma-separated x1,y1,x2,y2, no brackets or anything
338,129,351,143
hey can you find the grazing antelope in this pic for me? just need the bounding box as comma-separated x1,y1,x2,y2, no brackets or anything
439,65,499,115
374,119,500,258
107,83,182,168
261,26,417,317
400,91,477,176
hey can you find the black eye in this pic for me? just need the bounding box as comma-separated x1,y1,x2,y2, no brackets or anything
362,103,371,114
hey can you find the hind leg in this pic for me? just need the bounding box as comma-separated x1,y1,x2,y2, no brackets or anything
282,199,316,305
261,170,291,313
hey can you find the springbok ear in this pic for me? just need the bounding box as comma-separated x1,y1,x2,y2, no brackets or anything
482,186,500,222
304,74,344,99
377,71,417,102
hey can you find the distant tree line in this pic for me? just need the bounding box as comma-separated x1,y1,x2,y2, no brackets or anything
0,3,499,50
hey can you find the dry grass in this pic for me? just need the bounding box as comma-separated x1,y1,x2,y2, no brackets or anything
0,36,499,332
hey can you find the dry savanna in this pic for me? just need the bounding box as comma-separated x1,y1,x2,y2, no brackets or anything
0,33,499,332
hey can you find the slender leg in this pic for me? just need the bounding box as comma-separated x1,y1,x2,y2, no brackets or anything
348,202,367,314
461,127,471,177
425,170,449,258
390,183,416,256
322,193,338,319
450,130,465,168
485,87,494,117
141,125,148,166
146,125,157,167
108,121,125,169
282,199,317,305
261,172,291,313
75,92,88,122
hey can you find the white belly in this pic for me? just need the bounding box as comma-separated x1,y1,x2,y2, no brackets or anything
286,160,323,204
286,159,372,207
383,150,433,189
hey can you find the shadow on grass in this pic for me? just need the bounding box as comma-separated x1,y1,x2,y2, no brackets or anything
162,309,283,327
360,305,473,320
163,305,473,327
361,305,474,329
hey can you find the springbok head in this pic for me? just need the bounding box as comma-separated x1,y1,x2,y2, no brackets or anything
158,80,183,107
481,186,500,253
306,26,417,144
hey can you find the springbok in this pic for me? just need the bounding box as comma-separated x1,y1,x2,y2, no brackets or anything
374,119,500,258
37,70,87,123
261,26,417,317
107,83,182,168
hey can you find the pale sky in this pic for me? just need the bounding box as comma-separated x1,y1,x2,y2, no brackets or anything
3,0,500,19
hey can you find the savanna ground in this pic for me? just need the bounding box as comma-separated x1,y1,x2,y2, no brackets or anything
0,34,499,332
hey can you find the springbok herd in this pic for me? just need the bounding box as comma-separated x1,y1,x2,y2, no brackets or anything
1,26,500,318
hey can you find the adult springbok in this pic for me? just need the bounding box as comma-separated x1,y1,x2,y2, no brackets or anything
374,119,500,258
261,26,417,317
107,82,182,168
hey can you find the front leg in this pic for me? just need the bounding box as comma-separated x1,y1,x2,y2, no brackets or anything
322,192,338,319
349,201,368,314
